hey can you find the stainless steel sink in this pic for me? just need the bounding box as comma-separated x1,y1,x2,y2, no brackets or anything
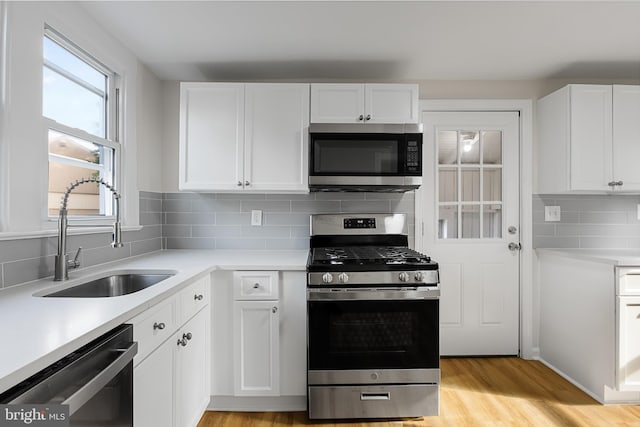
42,272,175,298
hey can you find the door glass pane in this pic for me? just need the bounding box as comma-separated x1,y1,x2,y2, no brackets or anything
439,168,457,202
461,205,480,238
438,206,458,239
438,131,457,165
460,131,480,164
483,204,502,238
483,131,502,165
483,168,502,201
461,168,480,202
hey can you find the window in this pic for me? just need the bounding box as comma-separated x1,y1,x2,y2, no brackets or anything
43,28,119,217
437,129,503,239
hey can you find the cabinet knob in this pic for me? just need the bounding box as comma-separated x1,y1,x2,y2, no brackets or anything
183,332,193,341
194,294,204,301
245,181,250,186
253,283,260,289
272,306,278,314
177,338,187,347
153,322,166,330
358,114,364,121
365,114,371,121
237,181,243,187
617,180,624,186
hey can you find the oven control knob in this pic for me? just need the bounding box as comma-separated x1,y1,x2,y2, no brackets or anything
414,272,425,282
322,273,334,283
399,272,410,282
338,273,349,283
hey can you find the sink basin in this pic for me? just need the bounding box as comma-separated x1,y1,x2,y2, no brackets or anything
42,272,175,298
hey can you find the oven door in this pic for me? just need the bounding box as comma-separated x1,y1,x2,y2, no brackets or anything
307,289,439,373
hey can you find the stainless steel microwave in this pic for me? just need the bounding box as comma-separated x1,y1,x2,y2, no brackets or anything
308,123,423,192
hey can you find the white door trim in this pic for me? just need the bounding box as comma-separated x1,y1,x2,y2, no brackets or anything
416,99,535,360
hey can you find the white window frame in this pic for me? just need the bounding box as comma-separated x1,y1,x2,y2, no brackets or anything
43,26,121,223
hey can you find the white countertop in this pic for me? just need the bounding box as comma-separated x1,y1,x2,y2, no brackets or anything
536,248,640,266
0,249,308,394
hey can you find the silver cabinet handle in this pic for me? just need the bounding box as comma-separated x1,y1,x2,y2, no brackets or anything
177,332,193,347
237,181,243,187
365,114,371,121
617,180,624,186
183,332,192,341
153,322,166,330
253,283,260,289
609,180,624,187
272,306,278,313
244,180,250,186
194,294,203,301
358,114,364,121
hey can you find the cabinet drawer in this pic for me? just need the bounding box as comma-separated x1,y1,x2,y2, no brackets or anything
130,298,176,366
233,271,279,300
617,268,640,295
179,276,210,324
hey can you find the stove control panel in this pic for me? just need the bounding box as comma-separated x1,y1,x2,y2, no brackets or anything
308,270,440,286
343,218,376,229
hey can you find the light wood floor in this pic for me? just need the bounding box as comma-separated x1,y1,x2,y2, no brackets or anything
197,357,640,427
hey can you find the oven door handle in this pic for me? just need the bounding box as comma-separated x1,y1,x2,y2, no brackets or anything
307,288,440,301
62,341,138,415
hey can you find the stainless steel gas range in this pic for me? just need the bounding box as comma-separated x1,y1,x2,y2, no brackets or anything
306,213,440,420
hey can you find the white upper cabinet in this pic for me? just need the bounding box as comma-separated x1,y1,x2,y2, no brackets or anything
179,82,309,192
612,85,640,191
537,84,640,193
179,83,244,191
244,84,309,192
310,83,419,124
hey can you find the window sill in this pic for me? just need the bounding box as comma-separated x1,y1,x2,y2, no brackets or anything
0,225,143,241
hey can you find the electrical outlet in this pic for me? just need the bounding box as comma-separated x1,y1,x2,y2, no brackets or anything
544,206,561,222
251,210,262,226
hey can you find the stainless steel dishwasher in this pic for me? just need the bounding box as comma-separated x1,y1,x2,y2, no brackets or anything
0,324,137,426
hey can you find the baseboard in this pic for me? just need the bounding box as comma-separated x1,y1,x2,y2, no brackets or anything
208,395,306,412
537,357,605,404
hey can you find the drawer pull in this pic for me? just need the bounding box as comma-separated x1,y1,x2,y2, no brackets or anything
153,322,166,330
361,392,390,401
194,294,204,301
272,306,278,314
253,283,260,289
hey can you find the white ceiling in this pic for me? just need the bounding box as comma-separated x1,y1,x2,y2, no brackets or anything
78,1,640,82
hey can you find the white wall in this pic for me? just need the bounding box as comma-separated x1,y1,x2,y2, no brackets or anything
137,64,164,193
0,1,155,232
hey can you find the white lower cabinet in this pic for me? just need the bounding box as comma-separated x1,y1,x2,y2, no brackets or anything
538,251,640,403
176,308,210,427
131,275,211,427
134,336,174,427
211,270,306,410
233,300,280,396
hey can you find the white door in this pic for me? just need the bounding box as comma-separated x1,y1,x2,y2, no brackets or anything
419,111,520,355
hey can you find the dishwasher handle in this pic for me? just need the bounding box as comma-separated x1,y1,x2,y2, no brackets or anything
62,341,137,415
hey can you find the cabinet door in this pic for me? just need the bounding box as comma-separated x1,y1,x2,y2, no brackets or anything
365,84,419,124
310,83,365,123
617,296,640,391
244,84,310,192
613,85,640,191
175,308,210,427
134,336,174,427
569,85,612,191
179,83,244,190
233,300,280,396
